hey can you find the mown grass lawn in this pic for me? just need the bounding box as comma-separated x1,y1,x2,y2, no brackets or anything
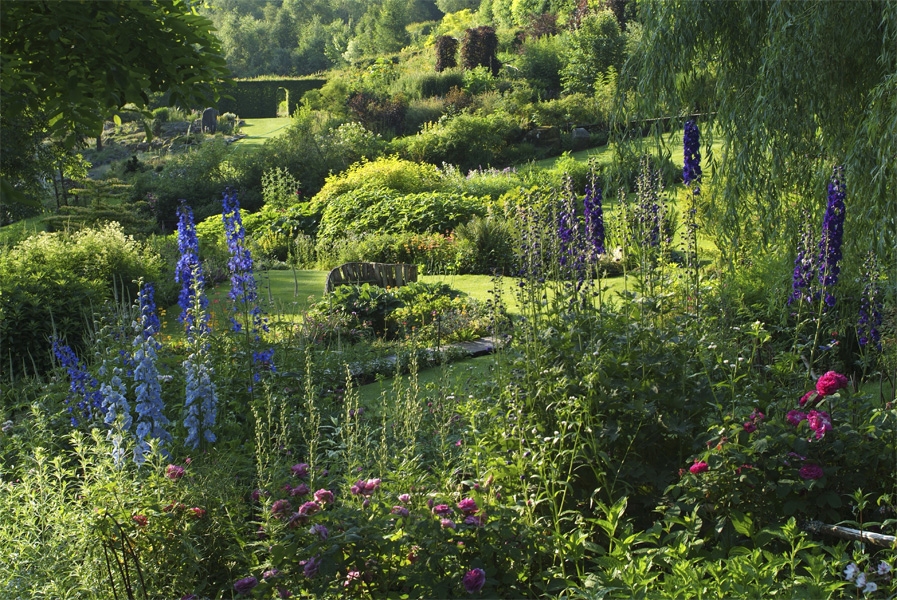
227,117,292,155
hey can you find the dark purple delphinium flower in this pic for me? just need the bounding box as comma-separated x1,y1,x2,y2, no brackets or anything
176,203,209,337
816,166,846,308
682,119,702,189
222,188,267,336
857,251,883,349
788,210,816,306
583,176,605,259
556,186,575,268
53,339,104,426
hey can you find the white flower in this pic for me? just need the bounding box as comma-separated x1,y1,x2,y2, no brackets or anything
863,581,878,594
878,561,892,576
855,572,867,588
844,563,859,581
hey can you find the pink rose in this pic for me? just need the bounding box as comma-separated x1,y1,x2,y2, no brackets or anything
816,371,848,396
689,461,709,474
786,410,807,426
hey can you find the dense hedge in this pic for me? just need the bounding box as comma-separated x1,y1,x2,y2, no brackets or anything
217,78,326,118
316,187,487,244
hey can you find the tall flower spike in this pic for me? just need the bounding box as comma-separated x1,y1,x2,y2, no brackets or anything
683,119,702,189
857,251,883,349
583,169,605,259
176,203,209,338
788,210,816,305
132,284,170,464
816,166,846,308
53,339,104,427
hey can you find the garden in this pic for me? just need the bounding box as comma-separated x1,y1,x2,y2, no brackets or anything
1,1,896,599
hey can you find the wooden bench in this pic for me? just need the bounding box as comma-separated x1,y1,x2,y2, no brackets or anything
324,262,418,294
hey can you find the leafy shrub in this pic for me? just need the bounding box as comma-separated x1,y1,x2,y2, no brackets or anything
346,91,407,135
0,223,167,376
454,214,517,274
130,140,245,226
262,167,301,210
310,156,445,209
435,35,459,72
462,65,496,95
151,106,170,123
313,122,386,171
529,91,610,128
326,231,460,274
514,34,565,95
403,97,449,133
393,111,524,171
390,70,465,100
461,26,501,75
561,10,625,95
316,188,488,245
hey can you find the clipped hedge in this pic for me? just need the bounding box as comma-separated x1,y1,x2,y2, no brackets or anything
316,187,487,245
217,78,326,118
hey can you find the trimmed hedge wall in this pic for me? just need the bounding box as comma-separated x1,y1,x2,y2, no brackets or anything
218,79,326,118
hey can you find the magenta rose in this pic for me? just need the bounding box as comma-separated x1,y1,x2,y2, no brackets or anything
689,461,709,474
786,410,807,427
816,371,848,396
457,498,478,515
433,504,453,517
462,568,486,593
313,489,334,505
799,463,824,480
271,499,292,519
799,391,823,407
291,463,309,478
391,506,410,517
166,464,185,480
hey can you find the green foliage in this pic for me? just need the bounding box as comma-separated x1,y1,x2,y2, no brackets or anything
317,188,488,244
262,167,301,209
0,0,229,143
514,34,565,95
217,78,327,118
626,0,897,259
394,110,524,170
325,231,461,275
0,223,169,376
561,10,625,94
454,214,517,274
311,156,446,209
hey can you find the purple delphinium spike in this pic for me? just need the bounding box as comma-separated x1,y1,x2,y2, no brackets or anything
857,251,883,350
788,210,816,306
683,119,702,189
816,166,846,308
132,284,170,464
176,203,209,338
583,179,605,259
53,339,104,427
222,188,268,336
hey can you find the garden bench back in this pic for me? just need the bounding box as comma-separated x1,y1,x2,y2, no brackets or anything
324,262,418,294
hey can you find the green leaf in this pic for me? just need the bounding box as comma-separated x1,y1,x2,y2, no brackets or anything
730,509,753,538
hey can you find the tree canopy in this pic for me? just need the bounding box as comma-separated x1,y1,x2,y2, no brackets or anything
0,0,230,142
623,0,897,259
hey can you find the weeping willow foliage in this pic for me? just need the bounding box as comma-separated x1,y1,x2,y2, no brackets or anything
619,0,896,264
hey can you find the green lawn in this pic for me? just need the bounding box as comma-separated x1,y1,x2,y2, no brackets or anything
227,117,292,154
527,128,727,172
357,354,497,406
